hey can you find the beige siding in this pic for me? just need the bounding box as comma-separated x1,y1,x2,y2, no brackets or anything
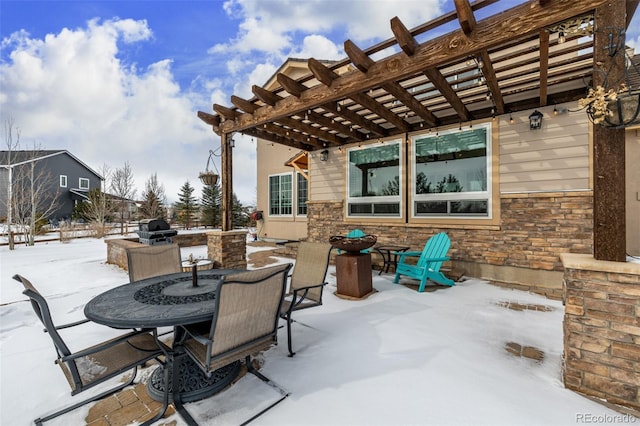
256,141,307,241
309,148,344,202
499,104,591,193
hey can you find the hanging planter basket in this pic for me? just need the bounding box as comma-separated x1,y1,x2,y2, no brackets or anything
199,171,219,186
586,90,640,129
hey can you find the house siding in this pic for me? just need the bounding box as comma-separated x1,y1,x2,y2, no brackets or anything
499,108,591,193
0,151,101,220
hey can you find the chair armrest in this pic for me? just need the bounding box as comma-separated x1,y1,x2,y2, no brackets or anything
285,282,326,312
60,329,160,361
394,251,422,257
53,318,91,330
180,323,212,345
425,256,450,262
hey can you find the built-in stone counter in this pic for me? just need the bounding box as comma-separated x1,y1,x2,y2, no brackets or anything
105,232,209,271
561,253,640,410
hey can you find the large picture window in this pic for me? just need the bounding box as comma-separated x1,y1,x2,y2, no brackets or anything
269,173,292,216
412,124,490,217
347,141,402,217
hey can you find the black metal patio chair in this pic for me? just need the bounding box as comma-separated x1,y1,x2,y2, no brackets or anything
13,274,165,425
176,263,293,425
279,241,332,356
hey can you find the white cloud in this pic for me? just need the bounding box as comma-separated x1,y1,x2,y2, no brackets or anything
0,18,256,205
291,35,343,60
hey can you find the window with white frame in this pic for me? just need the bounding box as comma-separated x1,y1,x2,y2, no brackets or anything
297,172,308,216
79,178,90,190
60,175,67,188
347,141,402,217
412,123,490,217
269,173,293,216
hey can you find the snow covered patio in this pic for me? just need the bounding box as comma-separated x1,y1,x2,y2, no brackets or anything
0,237,634,425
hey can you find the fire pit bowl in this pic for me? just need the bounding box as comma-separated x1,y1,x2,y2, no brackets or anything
329,235,377,253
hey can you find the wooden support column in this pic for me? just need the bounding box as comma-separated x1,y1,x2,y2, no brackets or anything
221,132,233,231
592,0,626,261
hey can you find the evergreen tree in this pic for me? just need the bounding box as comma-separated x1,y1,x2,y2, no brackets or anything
139,173,167,219
174,181,198,229
232,193,252,227
200,183,221,227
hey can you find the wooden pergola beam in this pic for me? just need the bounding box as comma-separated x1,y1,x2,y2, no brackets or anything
217,0,609,135
213,104,239,121
308,58,390,137
391,16,419,56
252,84,282,106
197,111,220,128
230,95,257,113
243,127,313,151
277,73,307,98
423,66,471,121
538,30,550,106
592,0,626,261
478,50,505,114
454,0,477,34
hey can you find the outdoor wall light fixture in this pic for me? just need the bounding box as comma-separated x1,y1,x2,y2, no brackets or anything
529,110,544,130
320,149,329,162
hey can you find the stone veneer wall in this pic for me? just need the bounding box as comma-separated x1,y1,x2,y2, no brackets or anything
307,191,593,296
105,233,209,270
561,253,640,410
207,230,247,270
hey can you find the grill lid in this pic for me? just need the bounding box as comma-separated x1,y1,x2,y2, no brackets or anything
139,219,171,232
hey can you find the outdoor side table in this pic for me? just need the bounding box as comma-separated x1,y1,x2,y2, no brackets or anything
374,245,410,275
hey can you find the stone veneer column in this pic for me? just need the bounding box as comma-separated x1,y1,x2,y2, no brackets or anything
561,253,640,409
207,230,247,270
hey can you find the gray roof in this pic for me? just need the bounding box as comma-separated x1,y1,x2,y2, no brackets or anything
0,150,65,166
0,149,103,180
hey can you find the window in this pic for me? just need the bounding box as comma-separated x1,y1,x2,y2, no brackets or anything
347,141,402,217
59,175,67,188
79,178,90,190
269,174,292,216
412,123,491,217
297,172,308,216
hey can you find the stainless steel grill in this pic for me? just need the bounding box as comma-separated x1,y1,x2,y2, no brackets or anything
136,219,177,245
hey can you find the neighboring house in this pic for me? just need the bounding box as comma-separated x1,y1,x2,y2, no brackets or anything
0,150,103,221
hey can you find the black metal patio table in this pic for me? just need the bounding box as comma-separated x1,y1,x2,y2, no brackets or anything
374,245,410,275
84,269,241,425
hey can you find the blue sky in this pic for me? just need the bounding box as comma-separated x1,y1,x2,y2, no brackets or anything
1,1,638,204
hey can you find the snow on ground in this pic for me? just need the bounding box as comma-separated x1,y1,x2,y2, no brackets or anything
0,237,632,425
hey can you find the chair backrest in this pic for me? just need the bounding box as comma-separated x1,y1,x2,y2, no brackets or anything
12,274,73,359
207,263,292,358
126,243,182,282
290,242,332,302
418,233,451,272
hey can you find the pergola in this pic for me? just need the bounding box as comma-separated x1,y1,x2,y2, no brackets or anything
199,0,638,261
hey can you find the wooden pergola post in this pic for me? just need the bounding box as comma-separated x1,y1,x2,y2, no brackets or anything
221,132,233,231
592,0,626,261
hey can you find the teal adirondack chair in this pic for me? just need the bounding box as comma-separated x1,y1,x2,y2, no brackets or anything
393,232,455,292
336,229,372,254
